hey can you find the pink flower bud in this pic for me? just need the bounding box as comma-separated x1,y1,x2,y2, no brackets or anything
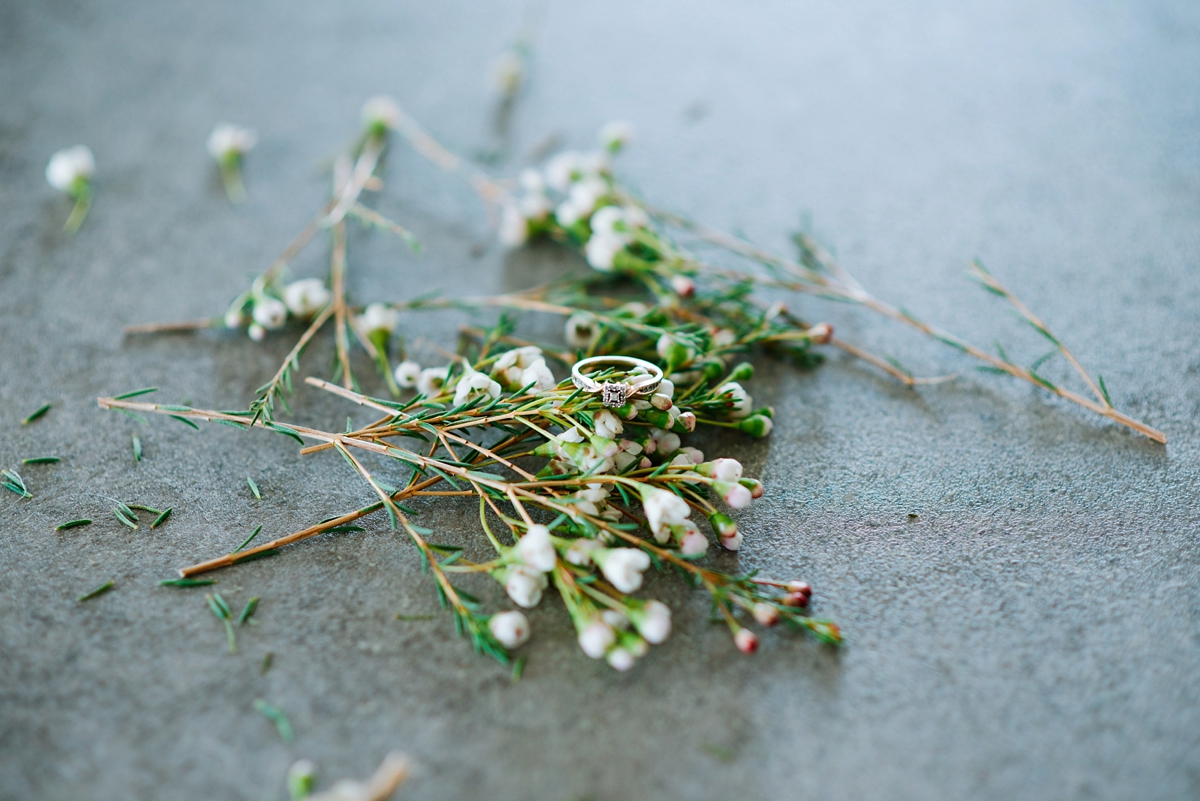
675,411,697,433
787,581,812,597
719,482,752,510
734,628,759,654
741,478,764,498
680,528,708,556
752,602,780,627
719,530,743,551
670,275,696,297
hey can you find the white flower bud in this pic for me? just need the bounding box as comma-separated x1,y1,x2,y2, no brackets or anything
657,378,675,400
680,526,708,556
393,360,421,389
453,369,502,407
494,346,543,373
589,205,624,237
564,538,601,566
489,610,531,647
715,381,753,418
578,619,616,659
45,145,94,193
545,151,582,192
519,358,557,394
568,177,607,217
361,95,401,131
601,610,629,630
248,323,266,342
584,232,626,271
597,548,651,593
360,302,399,335
206,123,257,161
282,278,331,318
650,392,673,410
720,530,744,551
224,307,245,329
498,202,528,247
606,647,636,671
593,409,624,439
752,602,780,627
735,628,759,654
416,366,449,397
720,481,752,510
564,313,600,349
634,600,672,644
504,564,548,608
642,486,690,543
670,275,696,297
598,120,634,152
252,297,287,330
517,524,557,573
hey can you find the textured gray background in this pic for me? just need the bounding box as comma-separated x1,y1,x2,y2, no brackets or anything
1,1,1198,799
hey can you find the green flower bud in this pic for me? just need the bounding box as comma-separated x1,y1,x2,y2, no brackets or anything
708,512,737,537
728,362,754,382
738,414,774,438
641,408,673,429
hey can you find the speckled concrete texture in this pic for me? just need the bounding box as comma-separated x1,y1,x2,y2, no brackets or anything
1,1,1198,799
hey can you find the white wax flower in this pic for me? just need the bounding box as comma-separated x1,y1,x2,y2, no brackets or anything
680,526,709,556
606,647,635,672
720,529,744,551
494,346,543,373
578,619,616,659
635,600,672,644
361,302,399,334
282,278,331,318
519,168,544,193
656,378,675,400
599,120,634,152
709,458,744,482
716,381,753,418
453,369,502,407
45,145,94,193
589,205,625,237
206,123,258,161
585,233,626,271
498,203,528,247
577,483,609,503
564,313,600,349
361,95,401,131
489,610,531,647
650,429,681,456
598,548,651,593
593,409,623,439
416,366,449,397
519,358,557,394
248,323,266,342
643,487,690,543
720,481,753,510
555,200,585,228
252,297,287,330
545,151,582,192
517,524,557,572
393,360,421,389
564,538,601,566
680,447,705,465
504,564,548,608
568,177,607,217
224,307,245,329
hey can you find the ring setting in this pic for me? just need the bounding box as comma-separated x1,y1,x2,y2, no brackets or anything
571,356,664,408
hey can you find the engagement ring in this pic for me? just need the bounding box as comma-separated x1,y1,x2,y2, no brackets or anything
571,356,663,407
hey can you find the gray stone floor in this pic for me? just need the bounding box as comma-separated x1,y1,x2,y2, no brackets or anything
1,1,1198,799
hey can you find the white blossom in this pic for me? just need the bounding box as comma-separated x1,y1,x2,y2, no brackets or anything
282,278,330,318
606,647,635,672
498,203,528,247
494,346,543,374
504,564,548,608
593,409,624,439
519,358,557,394
248,323,266,342
564,538,601,566
565,313,600,349
206,123,257,161
598,548,651,593
360,302,399,335
361,96,401,131
453,369,501,407
224,307,245,329
555,200,585,228
589,205,625,237
517,524,557,572
45,145,94,193
643,486,690,543
680,525,709,556
393,360,421,389
718,480,753,510
599,120,634,152
568,177,608,217
578,619,616,659
716,381,753,418
252,297,287,330
489,610,531,647
417,366,450,397
635,600,672,644
585,232,626,271
545,151,582,192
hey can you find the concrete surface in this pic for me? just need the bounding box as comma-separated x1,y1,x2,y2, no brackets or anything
2,1,1199,799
